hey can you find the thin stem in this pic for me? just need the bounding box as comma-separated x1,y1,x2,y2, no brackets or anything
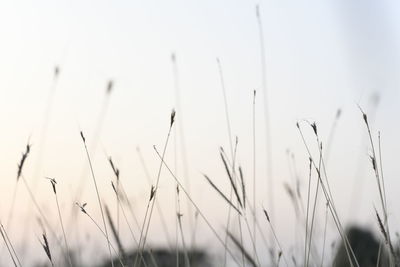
0,224,19,267
154,147,242,267
55,193,73,267
80,132,114,267
137,120,173,263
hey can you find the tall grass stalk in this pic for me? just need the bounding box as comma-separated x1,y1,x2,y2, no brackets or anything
0,223,20,267
176,186,191,267
220,147,261,266
360,108,395,265
133,186,156,267
153,146,242,267
297,122,359,267
171,53,194,247
46,177,73,267
306,144,323,267
256,4,275,235
79,131,114,267
136,110,175,267
21,174,62,249
216,58,235,267
75,203,125,267
263,209,289,267
136,147,173,248
252,89,257,263
111,182,151,267
105,205,126,262
320,202,329,267
108,156,121,242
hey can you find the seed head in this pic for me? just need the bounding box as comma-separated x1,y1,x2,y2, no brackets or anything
150,186,156,201
17,142,31,181
311,122,317,136
46,177,57,194
80,131,86,143
170,109,176,127
263,208,270,222
107,80,113,94
54,66,60,78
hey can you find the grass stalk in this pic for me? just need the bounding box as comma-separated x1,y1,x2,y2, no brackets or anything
153,146,242,266
80,131,114,267
0,223,20,267
46,177,73,267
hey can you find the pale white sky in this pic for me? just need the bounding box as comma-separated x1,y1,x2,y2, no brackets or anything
0,1,400,265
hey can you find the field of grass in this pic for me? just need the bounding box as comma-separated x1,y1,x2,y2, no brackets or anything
1,2,399,267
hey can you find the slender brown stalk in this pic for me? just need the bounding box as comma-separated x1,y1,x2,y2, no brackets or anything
80,131,114,267
256,3,275,235
203,174,241,215
136,110,175,263
136,147,173,248
153,146,242,266
0,224,19,267
171,53,194,247
46,177,73,267
297,122,359,267
176,186,191,267
227,231,257,267
252,89,257,261
263,209,289,267
75,203,125,267
105,205,126,261
39,232,54,267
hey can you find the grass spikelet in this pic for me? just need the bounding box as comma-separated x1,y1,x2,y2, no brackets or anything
220,151,243,208
370,155,377,171
107,80,114,94
153,146,241,266
17,142,31,181
105,205,126,261
376,209,388,243
311,122,318,136
108,156,120,179
40,232,53,267
170,108,176,127
263,208,270,222
227,230,257,267
150,185,156,201
203,174,241,215
238,166,246,209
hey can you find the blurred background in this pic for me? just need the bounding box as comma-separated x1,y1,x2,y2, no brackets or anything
0,0,400,266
